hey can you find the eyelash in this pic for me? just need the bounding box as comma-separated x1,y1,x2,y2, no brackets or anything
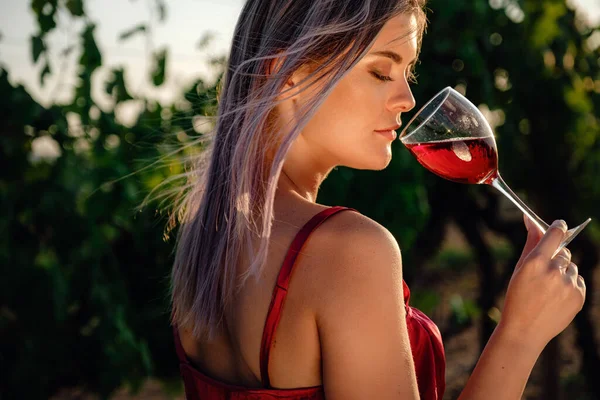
371,71,394,82
370,64,418,83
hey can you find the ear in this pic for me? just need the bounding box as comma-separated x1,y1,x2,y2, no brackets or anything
266,55,316,100
266,56,295,89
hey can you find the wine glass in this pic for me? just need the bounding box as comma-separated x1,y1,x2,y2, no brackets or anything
399,86,591,252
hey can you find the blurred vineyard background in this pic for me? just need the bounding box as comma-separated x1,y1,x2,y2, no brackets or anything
1,0,600,399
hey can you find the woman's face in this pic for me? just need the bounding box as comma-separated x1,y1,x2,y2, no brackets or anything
285,13,419,172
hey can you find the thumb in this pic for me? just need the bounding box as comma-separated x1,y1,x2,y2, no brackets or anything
516,214,543,269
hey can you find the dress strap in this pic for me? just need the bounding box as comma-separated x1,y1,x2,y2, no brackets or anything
172,325,191,365
259,206,358,388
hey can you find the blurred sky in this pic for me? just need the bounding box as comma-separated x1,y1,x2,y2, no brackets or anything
0,0,245,114
0,0,599,116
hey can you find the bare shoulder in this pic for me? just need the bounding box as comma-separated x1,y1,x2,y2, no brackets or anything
310,209,402,283
309,209,418,399
307,208,404,315
311,207,399,244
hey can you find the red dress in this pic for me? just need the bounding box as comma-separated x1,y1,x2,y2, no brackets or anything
173,206,446,399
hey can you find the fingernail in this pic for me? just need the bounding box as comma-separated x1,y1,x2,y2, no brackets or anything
524,216,531,231
553,219,567,232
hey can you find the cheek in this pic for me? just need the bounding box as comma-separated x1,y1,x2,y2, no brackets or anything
307,76,375,136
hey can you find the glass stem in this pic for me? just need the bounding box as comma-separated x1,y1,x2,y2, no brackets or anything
489,173,549,233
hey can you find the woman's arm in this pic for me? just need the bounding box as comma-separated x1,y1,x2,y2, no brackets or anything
315,212,420,400
456,324,543,400
316,214,584,400
458,219,585,400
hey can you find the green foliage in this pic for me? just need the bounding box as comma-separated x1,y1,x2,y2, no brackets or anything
155,0,167,22
79,23,102,72
118,24,148,42
409,289,441,317
31,0,57,33
1,61,178,397
40,60,51,85
449,295,481,326
530,2,567,49
30,33,45,63
1,1,212,398
105,68,134,103
151,48,168,87
432,248,475,272
65,0,84,17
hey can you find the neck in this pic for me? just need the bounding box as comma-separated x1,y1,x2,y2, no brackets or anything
274,131,336,204
278,165,332,204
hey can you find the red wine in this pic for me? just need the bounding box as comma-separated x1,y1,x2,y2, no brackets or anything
405,136,498,184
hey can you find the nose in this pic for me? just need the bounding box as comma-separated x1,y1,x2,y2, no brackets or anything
389,79,416,114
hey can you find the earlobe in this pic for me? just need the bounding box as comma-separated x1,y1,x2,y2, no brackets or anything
267,56,318,103
266,56,295,90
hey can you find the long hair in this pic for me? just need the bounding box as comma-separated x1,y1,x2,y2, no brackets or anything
171,0,427,339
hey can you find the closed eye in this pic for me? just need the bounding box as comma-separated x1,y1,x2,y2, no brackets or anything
370,71,394,82
370,60,419,84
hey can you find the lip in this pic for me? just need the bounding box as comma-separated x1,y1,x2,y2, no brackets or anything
374,124,400,140
375,124,401,132
374,129,398,140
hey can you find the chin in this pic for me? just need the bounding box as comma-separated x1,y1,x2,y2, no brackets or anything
339,144,393,170
374,157,392,170
372,148,393,170
350,154,392,171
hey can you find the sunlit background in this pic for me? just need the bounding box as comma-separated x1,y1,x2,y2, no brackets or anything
1,0,596,105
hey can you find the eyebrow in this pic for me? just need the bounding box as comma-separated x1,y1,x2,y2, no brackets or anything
371,50,403,64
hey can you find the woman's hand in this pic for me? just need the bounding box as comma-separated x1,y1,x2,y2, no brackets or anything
498,216,586,350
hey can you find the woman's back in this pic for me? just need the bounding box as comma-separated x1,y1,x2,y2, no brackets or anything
178,199,334,389
175,200,446,399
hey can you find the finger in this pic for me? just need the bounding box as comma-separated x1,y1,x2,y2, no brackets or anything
576,275,586,305
550,252,571,272
516,215,544,269
534,220,567,260
577,275,586,294
565,262,578,284
555,246,571,260
551,247,571,267
523,218,544,253
524,214,544,235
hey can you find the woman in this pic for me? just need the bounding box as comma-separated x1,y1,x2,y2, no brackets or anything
170,0,586,399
